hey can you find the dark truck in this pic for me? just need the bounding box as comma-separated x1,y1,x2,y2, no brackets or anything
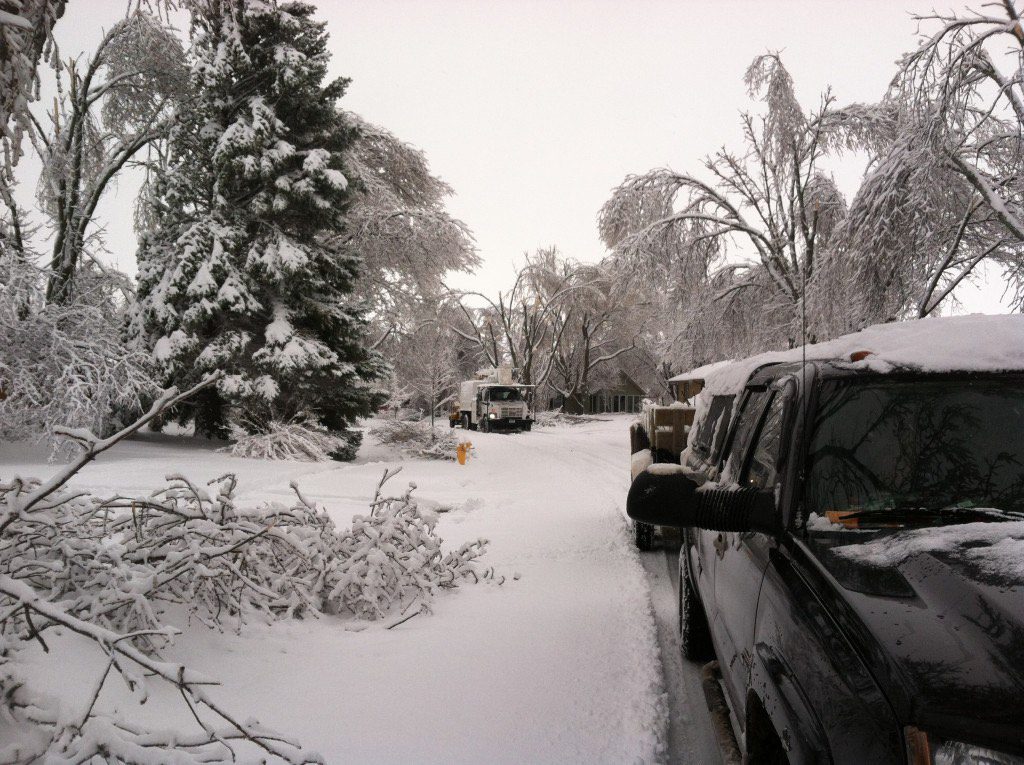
628,320,1024,764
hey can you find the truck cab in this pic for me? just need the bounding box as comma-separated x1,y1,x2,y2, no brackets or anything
627,315,1024,765
457,367,533,433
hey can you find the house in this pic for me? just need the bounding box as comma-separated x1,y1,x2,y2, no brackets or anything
548,371,648,415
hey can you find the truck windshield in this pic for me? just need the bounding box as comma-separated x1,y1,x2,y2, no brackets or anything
486,387,522,402
806,378,1024,523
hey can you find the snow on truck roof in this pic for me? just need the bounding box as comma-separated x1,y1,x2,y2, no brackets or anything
669,313,1024,396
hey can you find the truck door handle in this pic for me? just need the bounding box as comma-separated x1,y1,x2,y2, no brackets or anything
713,533,727,559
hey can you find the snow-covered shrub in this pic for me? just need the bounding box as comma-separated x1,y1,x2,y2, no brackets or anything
0,255,155,458
369,418,458,460
225,416,354,461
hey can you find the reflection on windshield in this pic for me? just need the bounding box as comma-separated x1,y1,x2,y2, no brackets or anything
806,378,1024,521
486,387,522,402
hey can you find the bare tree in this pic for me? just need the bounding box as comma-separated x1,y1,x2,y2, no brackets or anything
390,304,459,431
545,258,644,411
449,247,577,392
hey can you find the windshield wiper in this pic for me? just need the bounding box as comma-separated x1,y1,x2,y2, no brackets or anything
830,505,1023,528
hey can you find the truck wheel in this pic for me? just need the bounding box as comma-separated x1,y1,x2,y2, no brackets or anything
633,520,654,551
481,418,489,433
679,554,713,662
524,422,532,432
461,414,470,430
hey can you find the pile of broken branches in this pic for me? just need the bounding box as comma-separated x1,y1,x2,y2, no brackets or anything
0,376,490,763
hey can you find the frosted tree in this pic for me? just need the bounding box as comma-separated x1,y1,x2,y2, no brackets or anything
543,256,645,411
339,113,478,346
388,305,459,430
825,2,1024,319
0,1,66,269
0,248,154,456
1,7,166,451
600,54,848,353
134,0,385,454
0,0,66,182
32,10,187,303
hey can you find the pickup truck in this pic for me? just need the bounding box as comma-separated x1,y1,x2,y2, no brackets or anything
627,314,1024,764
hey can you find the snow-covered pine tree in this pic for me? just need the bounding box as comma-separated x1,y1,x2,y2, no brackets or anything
134,0,384,454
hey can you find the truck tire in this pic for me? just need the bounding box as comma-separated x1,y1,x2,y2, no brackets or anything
461,413,470,430
679,554,714,662
633,520,654,551
480,418,489,433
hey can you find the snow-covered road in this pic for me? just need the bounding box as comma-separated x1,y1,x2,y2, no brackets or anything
2,416,724,763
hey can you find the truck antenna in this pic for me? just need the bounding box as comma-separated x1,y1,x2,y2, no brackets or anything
799,262,809,528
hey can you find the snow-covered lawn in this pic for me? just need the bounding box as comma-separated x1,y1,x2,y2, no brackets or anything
1,416,668,763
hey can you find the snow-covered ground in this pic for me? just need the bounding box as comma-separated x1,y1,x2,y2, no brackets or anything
2,416,673,763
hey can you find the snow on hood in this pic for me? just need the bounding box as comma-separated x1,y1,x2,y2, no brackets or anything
671,314,1024,395
830,520,1024,582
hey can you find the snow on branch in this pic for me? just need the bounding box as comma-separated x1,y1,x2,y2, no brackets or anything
223,414,353,461
0,251,155,459
370,419,459,461
1,380,491,760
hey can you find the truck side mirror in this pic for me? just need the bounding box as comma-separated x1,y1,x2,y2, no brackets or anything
627,469,701,527
627,469,779,535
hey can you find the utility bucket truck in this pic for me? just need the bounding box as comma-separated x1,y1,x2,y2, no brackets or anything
455,366,533,433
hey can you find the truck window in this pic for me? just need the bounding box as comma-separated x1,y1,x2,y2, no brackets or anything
723,390,769,480
744,392,784,491
708,395,735,462
690,394,734,463
805,378,1024,521
486,387,522,402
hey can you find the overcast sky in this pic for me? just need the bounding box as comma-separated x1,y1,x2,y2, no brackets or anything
25,0,1012,313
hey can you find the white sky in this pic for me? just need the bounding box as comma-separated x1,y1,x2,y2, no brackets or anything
19,0,1013,313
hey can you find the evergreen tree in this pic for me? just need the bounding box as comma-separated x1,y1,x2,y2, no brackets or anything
134,0,384,455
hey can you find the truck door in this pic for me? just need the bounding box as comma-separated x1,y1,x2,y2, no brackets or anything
711,385,789,723
687,394,737,614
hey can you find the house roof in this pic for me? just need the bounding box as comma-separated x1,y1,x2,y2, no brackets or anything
592,370,646,395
